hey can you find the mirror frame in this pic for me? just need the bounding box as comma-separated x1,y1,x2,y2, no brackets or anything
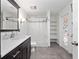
0,0,20,32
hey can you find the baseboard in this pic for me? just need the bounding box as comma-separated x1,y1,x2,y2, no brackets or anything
58,43,72,56
62,47,72,56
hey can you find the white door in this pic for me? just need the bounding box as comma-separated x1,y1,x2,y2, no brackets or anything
72,0,78,59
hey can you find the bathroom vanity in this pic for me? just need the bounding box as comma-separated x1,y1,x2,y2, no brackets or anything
1,36,31,59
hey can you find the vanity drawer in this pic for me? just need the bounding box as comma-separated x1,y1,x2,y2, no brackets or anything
2,47,21,59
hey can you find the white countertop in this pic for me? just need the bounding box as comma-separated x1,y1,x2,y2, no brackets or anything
1,35,31,58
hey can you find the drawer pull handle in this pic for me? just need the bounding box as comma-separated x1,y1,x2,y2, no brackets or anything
12,51,20,58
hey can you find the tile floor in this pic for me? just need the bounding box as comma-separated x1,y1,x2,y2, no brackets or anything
31,42,72,59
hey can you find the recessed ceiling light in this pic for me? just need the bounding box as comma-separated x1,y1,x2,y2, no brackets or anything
30,5,37,10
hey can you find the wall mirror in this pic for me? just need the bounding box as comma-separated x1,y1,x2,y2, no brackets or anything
0,0,20,32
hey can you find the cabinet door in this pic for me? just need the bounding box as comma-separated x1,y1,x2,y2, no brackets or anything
2,51,22,59
22,47,27,59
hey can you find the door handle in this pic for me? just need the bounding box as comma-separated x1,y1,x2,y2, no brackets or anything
71,42,78,46
12,51,20,58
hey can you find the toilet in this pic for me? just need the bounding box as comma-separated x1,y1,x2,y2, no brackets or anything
31,42,37,52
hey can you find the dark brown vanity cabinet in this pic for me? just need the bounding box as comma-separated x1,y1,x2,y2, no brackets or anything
2,37,31,59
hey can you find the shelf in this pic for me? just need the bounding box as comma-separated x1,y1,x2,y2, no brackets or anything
50,21,57,23
50,25,57,27
50,33,57,35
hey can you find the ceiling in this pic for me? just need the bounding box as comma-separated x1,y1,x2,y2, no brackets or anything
15,0,72,17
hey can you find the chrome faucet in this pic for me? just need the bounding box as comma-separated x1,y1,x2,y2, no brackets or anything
10,32,15,38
